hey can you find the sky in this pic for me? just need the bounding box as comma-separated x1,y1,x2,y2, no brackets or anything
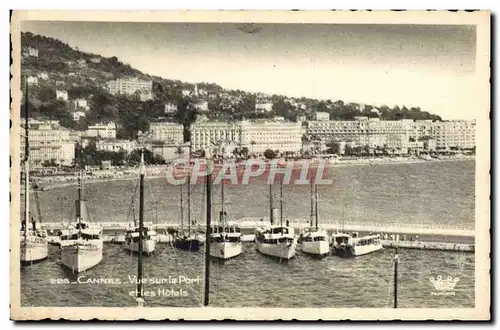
21,21,479,120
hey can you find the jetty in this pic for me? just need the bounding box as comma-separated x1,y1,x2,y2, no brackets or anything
41,218,474,236
42,218,474,252
381,239,474,252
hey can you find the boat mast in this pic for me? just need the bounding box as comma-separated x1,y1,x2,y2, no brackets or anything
393,247,399,308
187,166,191,233
180,182,184,233
220,178,225,224
315,184,319,230
23,82,30,236
203,147,212,307
137,151,145,304
269,184,273,225
309,180,314,227
187,143,192,232
279,178,283,227
76,170,83,236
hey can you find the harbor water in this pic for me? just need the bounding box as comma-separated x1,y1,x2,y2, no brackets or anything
20,160,476,308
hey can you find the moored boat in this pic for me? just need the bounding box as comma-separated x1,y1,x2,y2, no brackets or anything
124,153,157,255
20,84,48,264
124,223,157,255
332,233,383,258
59,171,103,273
254,182,296,260
299,182,329,257
174,148,202,252
209,181,242,259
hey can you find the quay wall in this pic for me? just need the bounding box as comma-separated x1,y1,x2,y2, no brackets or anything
381,240,474,253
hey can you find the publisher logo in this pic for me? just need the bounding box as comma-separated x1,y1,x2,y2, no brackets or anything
430,275,459,296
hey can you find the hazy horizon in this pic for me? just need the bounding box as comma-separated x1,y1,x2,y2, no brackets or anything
21,21,478,120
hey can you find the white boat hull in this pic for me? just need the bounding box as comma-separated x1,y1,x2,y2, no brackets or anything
210,241,242,259
20,240,48,263
334,243,383,257
300,240,330,256
124,239,156,254
61,243,103,273
256,241,296,260
353,243,383,256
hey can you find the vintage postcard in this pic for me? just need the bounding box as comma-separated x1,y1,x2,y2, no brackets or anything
10,10,490,320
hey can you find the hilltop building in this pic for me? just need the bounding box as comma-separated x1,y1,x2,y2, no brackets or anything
315,112,330,121
22,47,38,58
106,77,153,101
56,90,69,101
26,76,38,85
255,102,273,112
164,102,178,114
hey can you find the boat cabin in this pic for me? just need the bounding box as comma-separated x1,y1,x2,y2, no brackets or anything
270,226,291,235
60,221,102,241
125,226,157,242
210,224,241,243
352,235,381,247
333,233,352,245
210,225,241,234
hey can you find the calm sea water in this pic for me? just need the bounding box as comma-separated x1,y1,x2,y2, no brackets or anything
20,160,476,308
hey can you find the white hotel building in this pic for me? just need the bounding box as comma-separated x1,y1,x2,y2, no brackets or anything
20,119,75,167
307,117,408,149
96,139,136,153
149,121,184,144
190,119,241,151
239,120,304,153
307,117,476,151
106,77,153,101
190,118,304,153
429,120,476,149
85,122,117,139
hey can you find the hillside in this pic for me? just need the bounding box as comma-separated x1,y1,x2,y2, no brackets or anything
19,32,443,140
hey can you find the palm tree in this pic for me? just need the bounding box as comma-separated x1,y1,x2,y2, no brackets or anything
241,147,249,158
250,140,256,154
175,145,183,158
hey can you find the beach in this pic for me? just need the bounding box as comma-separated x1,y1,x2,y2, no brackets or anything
33,155,475,191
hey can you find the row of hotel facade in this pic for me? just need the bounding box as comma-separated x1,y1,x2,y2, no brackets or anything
20,115,475,168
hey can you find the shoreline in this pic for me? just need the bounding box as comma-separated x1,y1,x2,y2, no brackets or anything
35,156,475,191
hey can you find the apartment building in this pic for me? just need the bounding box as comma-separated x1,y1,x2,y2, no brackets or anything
315,112,330,121
190,118,304,153
194,100,209,112
56,90,69,101
85,122,117,139
164,102,178,114
73,99,89,111
106,77,153,101
240,120,304,153
307,117,408,150
96,139,136,153
307,117,476,152
149,121,184,144
255,102,273,112
20,119,75,167
22,47,38,58
190,118,241,151
430,120,476,149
